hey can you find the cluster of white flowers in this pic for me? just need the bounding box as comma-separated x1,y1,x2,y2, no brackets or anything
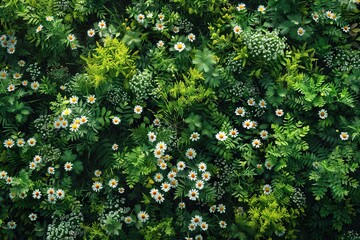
0,31,17,54
129,69,156,100
243,30,286,62
46,212,84,240
324,48,360,72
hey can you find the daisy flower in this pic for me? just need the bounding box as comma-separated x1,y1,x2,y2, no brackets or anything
156,22,165,31
329,13,337,20
3,139,14,148
190,132,200,141
64,162,73,171
137,211,149,222
92,181,103,192
258,5,266,13
191,215,203,226
69,96,78,104
200,222,208,231
29,213,37,221
178,202,186,209
13,73,21,79
217,204,226,213
170,179,178,188
54,120,61,129
312,13,319,22
48,167,55,174
94,169,102,177
124,216,133,224
154,193,165,203
216,131,228,141
188,33,196,42
0,35,6,42
341,25,350,33
167,171,176,180
157,40,164,48
108,179,118,188
297,27,305,36
198,162,207,172
22,80,28,86
6,177,13,185
7,221,16,229
174,42,186,52
233,25,242,34
161,182,171,192
62,108,72,116
136,14,145,23
48,194,57,204
147,132,157,142
252,139,261,148
173,26,180,33
32,189,42,199
33,155,42,164
112,116,121,125
61,120,68,128
112,143,118,151
318,109,328,119
195,235,203,240
258,99,267,108
188,171,197,181
153,118,161,126
56,189,65,199
36,25,43,33
80,116,88,124
195,180,204,190
27,138,36,146
134,105,143,114
188,189,199,201
247,98,255,106
7,84,15,92
118,187,125,193
188,223,196,231
219,220,227,228
263,184,272,195
8,47,17,54
209,205,216,213
30,81,39,90
185,148,197,159
0,171,8,179
229,128,239,138
340,132,349,141
265,160,273,170
67,34,76,42
237,3,246,11
98,20,106,29
47,188,55,195
87,29,95,37
158,13,165,21
242,119,252,129
260,130,269,139
156,141,167,151
202,172,211,181
0,70,7,79
275,109,284,117
154,173,163,182
70,123,80,132
150,188,159,197
235,107,246,116
177,161,186,171
154,148,164,158
19,192,27,199
87,95,96,103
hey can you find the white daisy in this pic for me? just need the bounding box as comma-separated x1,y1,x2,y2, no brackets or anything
92,181,103,192
112,116,121,125
185,148,197,159
137,211,149,222
188,188,199,201
134,105,143,114
215,131,227,141
174,42,186,52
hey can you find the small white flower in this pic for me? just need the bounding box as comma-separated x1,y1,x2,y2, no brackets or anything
174,42,186,52
98,20,106,29
112,143,119,151
7,84,15,92
154,173,163,182
190,132,200,141
229,128,239,138
202,172,211,181
275,109,284,117
47,167,55,175
237,3,246,11
318,109,328,119
235,107,246,116
233,25,242,34
69,96,78,104
185,148,197,159
177,161,186,171
134,105,143,114
178,202,186,209
161,182,171,192
340,132,349,141
219,220,227,228
263,184,272,195
215,131,227,141
112,116,121,125
108,179,118,188
200,222,208,231
3,139,14,148
92,181,103,192
297,27,305,36
188,189,199,201
217,204,226,213
147,132,157,142
198,162,207,172
56,189,65,199
30,81,39,90
29,161,37,170
7,221,17,229
257,5,266,13
27,138,36,146
157,40,164,48
252,139,261,148
94,169,102,177
195,180,204,190
188,33,196,42
154,193,165,203
137,211,149,222
64,162,73,171
32,189,42,199
29,213,37,221
188,171,197,181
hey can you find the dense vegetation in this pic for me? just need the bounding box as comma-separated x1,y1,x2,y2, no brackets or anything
0,0,360,239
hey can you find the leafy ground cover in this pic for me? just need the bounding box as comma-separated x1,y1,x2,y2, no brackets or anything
0,0,360,239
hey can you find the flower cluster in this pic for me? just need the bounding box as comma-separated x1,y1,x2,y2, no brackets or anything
129,69,156,100
324,48,360,72
46,212,84,240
